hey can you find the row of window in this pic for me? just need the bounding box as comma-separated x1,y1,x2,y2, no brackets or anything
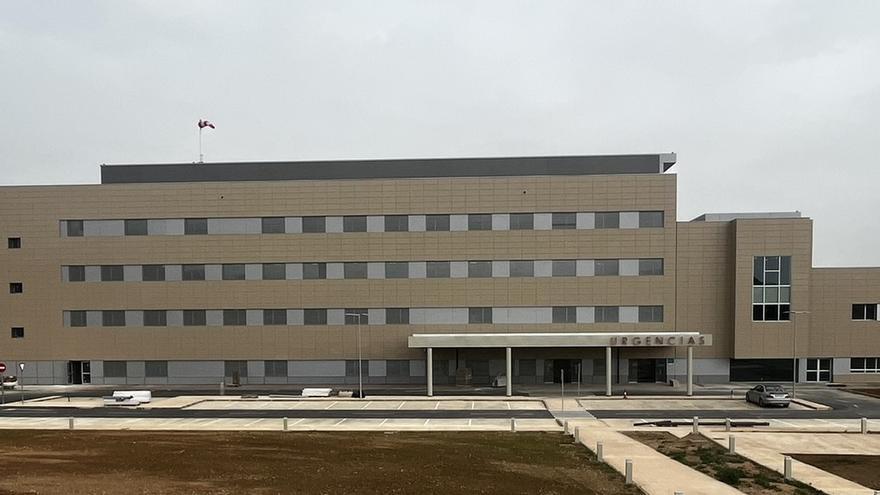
64,258,665,282
852,304,879,321
63,305,665,327
61,211,665,237
752,255,793,321
99,360,415,379
851,357,880,373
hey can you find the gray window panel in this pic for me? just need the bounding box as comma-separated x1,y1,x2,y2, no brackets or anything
125,310,143,326
145,360,168,378
576,307,595,323
409,262,426,279
619,259,640,276
327,309,345,325
124,219,148,236
263,309,287,325
468,261,492,278
302,216,326,233
223,309,247,326
426,261,451,278
142,264,165,281
753,257,765,285
425,214,450,231
449,214,468,231
367,308,385,325
224,360,248,378
780,256,792,285
303,262,327,280
69,310,87,327
284,217,302,234
552,260,576,277
366,216,384,232
184,218,208,235
386,308,410,324
551,212,577,230
345,360,361,377
638,306,664,323
143,310,167,326
492,214,509,231
206,310,223,326
102,310,126,326
260,217,285,234
326,263,344,279
104,361,127,378
509,213,534,230
576,212,595,229
344,262,367,279
492,261,509,277
595,306,619,323
344,309,369,325
100,265,124,282
638,259,664,276
124,265,142,282
222,264,246,280
304,309,328,325
326,217,343,232
264,360,288,378
67,220,84,237
552,306,577,323
619,212,639,229
534,213,552,230
408,215,426,232
639,211,664,228
384,215,408,232
262,263,286,280
68,265,86,282
595,259,619,276
385,262,409,279
509,260,534,277
183,310,206,326
343,215,367,232
207,265,224,280
468,307,493,324
147,219,184,235
468,214,492,231
450,261,468,278
182,264,206,281
386,360,410,377
595,212,620,229
367,262,385,279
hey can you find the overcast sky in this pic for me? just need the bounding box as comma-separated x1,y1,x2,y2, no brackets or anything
1,1,878,266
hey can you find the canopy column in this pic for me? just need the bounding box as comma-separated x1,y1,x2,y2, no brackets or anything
605,346,612,396
427,347,433,397
505,347,512,397
686,346,694,397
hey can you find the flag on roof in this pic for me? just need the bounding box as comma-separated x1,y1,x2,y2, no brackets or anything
198,119,215,129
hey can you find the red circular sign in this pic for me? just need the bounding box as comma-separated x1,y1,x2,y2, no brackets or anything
0,363,6,373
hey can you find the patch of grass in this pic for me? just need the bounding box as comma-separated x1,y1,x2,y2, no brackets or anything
753,473,774,488
715,465,746,486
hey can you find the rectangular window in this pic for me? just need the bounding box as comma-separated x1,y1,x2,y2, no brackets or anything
8,237,21,249
551,213,576,230
518,359,536,376
552,306,576,324
344,262,367,279
304,309,328,325
69,311,87,327
302,262,327,280
67,220,84,237
638,306,664,323
425,214,450,231
853,304,879,320
426,261,451,278
263,309,287,325
124,219,148,236
509,260,534,277
142,264,165,282
261,217,285,234
223,309,247,326
10,327,24,339
595,212,620,229
468,214,492,231
143,310,167,327
752,255,792,321
145,360,168,378
182,264,206,281
344,309,368,325
386,360,410,377
386,308,410,324
184,218,208,235
264,360,288,378
222,264,246,280
509,213,534,230
68,265,86,282
343,216,367,232
100,265,124,282
468,261,492,278
638,211,664,228
595,259,620,276
262,263,286,280
638,259,664,276
384,215,408,232
385,262,409,279
851,358,880,373
302,216,326,233
595,306,619,323
468,307,493,324
552,260,576,277
224,360,248,378
183,310,206,326
103,361,127,378
9,282,22,294
102,310,126,326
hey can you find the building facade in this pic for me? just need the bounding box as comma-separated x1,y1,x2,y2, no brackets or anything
1,154,878,387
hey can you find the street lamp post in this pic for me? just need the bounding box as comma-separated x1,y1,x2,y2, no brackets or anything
345,312,365,399
790,310,810,398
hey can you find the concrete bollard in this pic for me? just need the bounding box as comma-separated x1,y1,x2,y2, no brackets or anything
220,381,225,396
564,420,570,435
625,459,633,485
597,441,604,462
862,418,868,434
725,418,731,432
692,416,699,434
68,417,74,430
784,456,792,480
283,417,288,431
510,418,516,432
730,389,735,399
728,436,736,455
574,426,581,442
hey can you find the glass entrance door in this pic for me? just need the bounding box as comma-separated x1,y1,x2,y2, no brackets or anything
805,358,832,382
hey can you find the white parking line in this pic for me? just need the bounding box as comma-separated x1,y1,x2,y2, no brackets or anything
291,418,307,426
324,401,337,410
334,418,347,426
360,401,372,409
242,419,265,428
468,419,472,427
423,419,431,426
379,418,389,426
506,402,511,410
434,402,440,410
470,401,475,410
397,401,406,410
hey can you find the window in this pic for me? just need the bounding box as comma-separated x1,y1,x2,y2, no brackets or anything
102,310,126,326
752,256,792,321
639,211,664,228
345,360,360,377
263,309,287,325
145,360,168,378
386,308,410,324
264,360,288,378
851,358,880,373
386,360,410,377
183,310,206,326
343,216,367,232
7,237,21,249
224,360,248,378
344,309,368,325
595,306,619,323
67,220,84,237
104,361,127,378
595,212,619,229
551,213,576,230
10,327,24,339
426,214,450,231
261,217,285,234
426,261,451,278
552,260,576,277
638,259,664,276
69,311,87,327
595,260,619,276
222,264,246,280
385,262,409,279
142,264,165,282
518,359,536,376
509,213,534,230
468,261,492,278
468,307,493,324
468,214,492,231
302,216,326,233
124,219,148,236
68,265,86,282
182,264,206,281
100,265,124,282
9,282,22,294
302,262,327,280
344,262,367,279
384,215,408,232
223,309,247,326
184,218,208,235
638,306,664,323
262,263,286,280
852,304,878,320
304,309,328,325
552,306,576,324
509,260,534,277
143,310,167,327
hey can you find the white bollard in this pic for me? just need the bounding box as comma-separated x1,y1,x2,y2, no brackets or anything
625,459,633,484
220,381,225,396
862,418,868,434
597,441,604,462
729,436,736,455
68,417,74,430
784,456,792,480
574,426,581,442
283,417,288,431
692,416,699,434
510,418,516,432
564,420,570,435
725,418,731,432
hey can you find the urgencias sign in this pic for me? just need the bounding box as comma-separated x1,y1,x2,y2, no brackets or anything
608,335,712,347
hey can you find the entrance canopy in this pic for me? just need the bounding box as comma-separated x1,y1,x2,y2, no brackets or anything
408,331,712,349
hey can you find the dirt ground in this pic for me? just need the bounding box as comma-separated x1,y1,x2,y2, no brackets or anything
792,454,880,489
626,432,821,495
850,388,880,399
0,430,644,495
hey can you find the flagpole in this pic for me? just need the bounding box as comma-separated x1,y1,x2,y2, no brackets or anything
199,126,203,163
